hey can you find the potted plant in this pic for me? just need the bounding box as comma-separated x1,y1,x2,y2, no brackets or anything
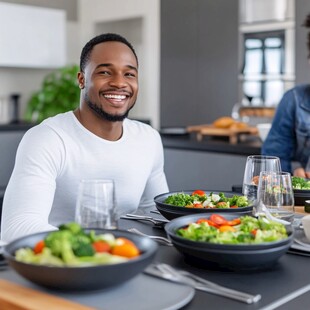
24,64,80,123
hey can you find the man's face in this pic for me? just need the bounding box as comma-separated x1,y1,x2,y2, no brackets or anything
80,41,138,122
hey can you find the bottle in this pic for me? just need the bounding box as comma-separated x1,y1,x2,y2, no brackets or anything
304,200,310,213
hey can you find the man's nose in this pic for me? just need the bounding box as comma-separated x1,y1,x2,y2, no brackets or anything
109,74,127,88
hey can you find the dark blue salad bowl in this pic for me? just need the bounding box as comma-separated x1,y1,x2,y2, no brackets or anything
165,213,293,271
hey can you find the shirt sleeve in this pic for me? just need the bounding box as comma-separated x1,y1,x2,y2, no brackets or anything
261,89,296,173
1,125,64,242
137,131,169,212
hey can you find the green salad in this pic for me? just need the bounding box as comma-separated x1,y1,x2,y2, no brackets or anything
15,222,140,267
291,176,310,190
164,190,249,209
177,215,288,244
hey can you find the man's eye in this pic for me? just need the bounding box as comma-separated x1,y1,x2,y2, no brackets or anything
99,71,110,75
125,72,136,77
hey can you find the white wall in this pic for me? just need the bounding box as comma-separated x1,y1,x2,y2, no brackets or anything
0,14,79,120
78,0,161,128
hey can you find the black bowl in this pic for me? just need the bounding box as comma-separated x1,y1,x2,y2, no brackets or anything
154,190,253,220
293,189,310,206
3,229,158,291
165,213,293,271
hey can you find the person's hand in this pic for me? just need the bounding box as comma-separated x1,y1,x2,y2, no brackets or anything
294,167,307,178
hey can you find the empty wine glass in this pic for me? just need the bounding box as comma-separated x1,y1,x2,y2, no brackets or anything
242,155,281,204
75,179,118,229
257,171,295,223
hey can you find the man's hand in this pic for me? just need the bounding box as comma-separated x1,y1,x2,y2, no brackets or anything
294,167,310,179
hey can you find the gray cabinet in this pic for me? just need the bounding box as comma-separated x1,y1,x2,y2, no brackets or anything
0,130,25,187
160,0,239,127
164,148,247,192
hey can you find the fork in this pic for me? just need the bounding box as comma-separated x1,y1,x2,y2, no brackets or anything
127,228,173,246
154,263,261,304
121,214,169,227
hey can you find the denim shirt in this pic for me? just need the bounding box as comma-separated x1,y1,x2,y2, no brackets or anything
262,84,310,174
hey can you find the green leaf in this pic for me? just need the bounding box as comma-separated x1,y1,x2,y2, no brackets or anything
24,64,80,123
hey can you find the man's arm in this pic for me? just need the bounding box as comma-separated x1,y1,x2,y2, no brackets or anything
1,126,64,242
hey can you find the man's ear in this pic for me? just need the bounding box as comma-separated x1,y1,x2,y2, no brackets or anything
77,72,85,89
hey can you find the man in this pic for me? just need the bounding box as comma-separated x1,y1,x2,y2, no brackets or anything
1,33,168,242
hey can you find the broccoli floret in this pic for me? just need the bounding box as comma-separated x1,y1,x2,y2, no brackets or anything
72,234,95,257
44,224,96,263
44,230,78,264
229,195,249,207
59,222,83,235
73,242,95,257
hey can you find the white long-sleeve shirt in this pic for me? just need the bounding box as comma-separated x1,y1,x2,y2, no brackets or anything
1,112,168,242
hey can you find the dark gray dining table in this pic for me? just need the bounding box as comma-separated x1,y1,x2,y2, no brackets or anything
0,215,309,310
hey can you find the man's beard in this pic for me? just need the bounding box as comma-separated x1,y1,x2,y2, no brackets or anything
85,93,135,122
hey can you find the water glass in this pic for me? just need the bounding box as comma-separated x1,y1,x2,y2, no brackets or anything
257,171,295,222
75,179,117,229
242,155,281,204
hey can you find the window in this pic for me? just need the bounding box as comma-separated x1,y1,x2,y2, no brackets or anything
241,30,285,106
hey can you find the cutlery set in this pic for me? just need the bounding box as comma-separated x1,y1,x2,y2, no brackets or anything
144,263,261,304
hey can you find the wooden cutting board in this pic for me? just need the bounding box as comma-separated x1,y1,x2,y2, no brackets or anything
187,124,258,144
0,279,95,310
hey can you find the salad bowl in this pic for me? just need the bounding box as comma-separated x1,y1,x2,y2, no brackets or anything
3,228,158,291
165,213,293,271
291,177,310,206
154,190,253,220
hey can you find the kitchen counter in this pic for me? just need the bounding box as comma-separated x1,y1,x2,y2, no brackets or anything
0,122,34,132
161,133,262,156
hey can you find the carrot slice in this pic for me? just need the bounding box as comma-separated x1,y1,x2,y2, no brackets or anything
111,238,140,258
219,225,236,232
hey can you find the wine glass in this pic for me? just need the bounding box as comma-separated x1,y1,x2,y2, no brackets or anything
242,155,281,204
257,171,295,223
75,179,117,229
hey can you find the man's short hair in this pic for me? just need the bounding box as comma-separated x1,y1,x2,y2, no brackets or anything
80,33,138,72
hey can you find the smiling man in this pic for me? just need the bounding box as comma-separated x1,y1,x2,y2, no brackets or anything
1,33,168,242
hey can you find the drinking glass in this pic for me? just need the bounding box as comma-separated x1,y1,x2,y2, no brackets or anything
257,171,295,222
75,179,117,229
242,155,281,204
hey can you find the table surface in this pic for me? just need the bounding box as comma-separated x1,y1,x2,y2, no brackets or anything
1,212,310,310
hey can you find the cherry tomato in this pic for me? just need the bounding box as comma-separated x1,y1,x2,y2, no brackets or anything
196,218,219,228
209,214,228,225
192,203,203,208
251,229,257,236
92,240,111,253
230,205,238,208
192,190,206,196
226,218,241,226
34,240,45,254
